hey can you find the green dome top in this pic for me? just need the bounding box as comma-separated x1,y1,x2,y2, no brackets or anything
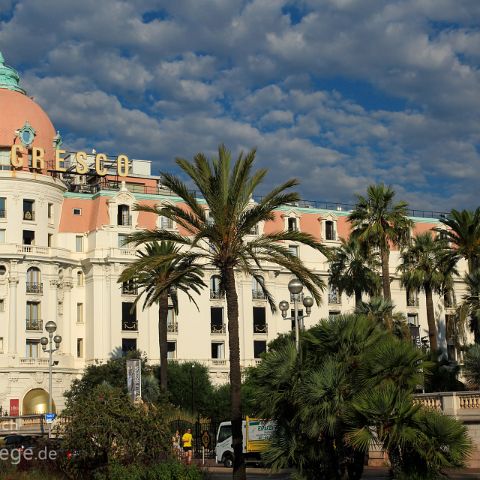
0,52,26,94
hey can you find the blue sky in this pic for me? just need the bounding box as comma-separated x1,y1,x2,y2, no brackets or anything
1,0,479,211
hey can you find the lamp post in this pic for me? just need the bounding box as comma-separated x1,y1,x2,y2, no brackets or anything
279,279,314,352
40,321,62,415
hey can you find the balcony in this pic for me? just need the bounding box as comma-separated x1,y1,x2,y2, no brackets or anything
211,324,226,334
167,322,178,334
26,319,43,331
253,323,268,334
210,290,225,300
0,210,5,219
122,320,138,331
23,211,35,221
26,282,43,294
252,290,266,300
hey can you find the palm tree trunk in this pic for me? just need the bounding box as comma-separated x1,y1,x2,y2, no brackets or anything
354,288,362,309
380,247,391,301
224,266,246,480
158,292,169,391
425,285,438,352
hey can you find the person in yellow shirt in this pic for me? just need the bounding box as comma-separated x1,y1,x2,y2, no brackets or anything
182,428,193,465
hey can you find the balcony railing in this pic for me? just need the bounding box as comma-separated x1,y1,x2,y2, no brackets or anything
253,323,268,334
26,319,43,331
252,290,266,300
0,210,5,218
26,282,43,294
210,290,225,299
122,320,138,331
211,324,226,334
407,296,419,307
167,322,178,333
23,211,35,221
118,215,132,226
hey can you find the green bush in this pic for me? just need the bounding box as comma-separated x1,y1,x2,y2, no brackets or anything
94,461,203,480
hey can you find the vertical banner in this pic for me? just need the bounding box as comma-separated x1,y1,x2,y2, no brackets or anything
9,399,19,416
126,359,142,402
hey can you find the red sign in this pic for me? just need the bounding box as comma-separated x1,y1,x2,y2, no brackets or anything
9,399,19,417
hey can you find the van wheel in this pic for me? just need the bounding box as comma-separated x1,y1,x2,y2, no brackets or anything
223,454,233,468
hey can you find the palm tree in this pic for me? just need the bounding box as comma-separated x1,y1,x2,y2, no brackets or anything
398,232,457,352
329,237,380,308
463,344,480,388
348,184,413,302
438,208,480,273
119,241,206,391
458,269,480,343
126,145,327,479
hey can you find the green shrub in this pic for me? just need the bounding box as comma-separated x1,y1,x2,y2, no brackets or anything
94,461,203,480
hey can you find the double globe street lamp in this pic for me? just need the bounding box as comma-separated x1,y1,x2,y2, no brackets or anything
40,321,62,415
279,279,314,352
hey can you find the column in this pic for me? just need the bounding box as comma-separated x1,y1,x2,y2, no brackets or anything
104,264,112,356
8,267,18,354
62,268,73,356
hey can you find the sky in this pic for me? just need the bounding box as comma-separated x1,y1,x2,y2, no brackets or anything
1,0,479,212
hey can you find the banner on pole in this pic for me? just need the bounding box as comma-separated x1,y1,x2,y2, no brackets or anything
126,359,142,402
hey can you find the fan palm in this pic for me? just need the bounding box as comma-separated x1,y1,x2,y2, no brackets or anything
126,145,327,479
329,237,381,308
398,232,457,352
348,184,413,302
438,208,480,273
463,344,480,388
119,241,206,391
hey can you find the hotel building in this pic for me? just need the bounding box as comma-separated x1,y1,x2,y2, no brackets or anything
0,54,468,415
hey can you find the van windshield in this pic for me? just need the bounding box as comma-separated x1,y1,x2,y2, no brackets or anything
218,425,232,443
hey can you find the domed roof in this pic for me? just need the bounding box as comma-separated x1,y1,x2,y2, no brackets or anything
0,52,57,166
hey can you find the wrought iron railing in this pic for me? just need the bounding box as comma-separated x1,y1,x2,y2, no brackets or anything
26,319,43,331
211,324,226,334
253,323,268,334
23,211,35,221
252,290,266,300
167,322,178,333
407,296,419,307
328,292,341,305
210,290,224,299
122,320,138,331
26,282,43,294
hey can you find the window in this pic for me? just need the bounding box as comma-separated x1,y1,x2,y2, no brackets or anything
0,299,4,312
211,342,225,359
0,230,5,244
25,339,40,358
77,270,84,286
121,338,137,355
253,307,267,333
122,302,137,331
210,275,223,299
446,314,457,361
167,341,177,359
23,199,35,221
0,197,5,218
26,301,40,327
47,203,53,220
291,309,303,331
118,234,129,248
75,235,84,252
287,217,298,232
160,216,173,229
217,425,232,443
254,340,267,358
289,245,298,257
329,311,341,318
73,208,82,216
26,267,42,294
0,266,6,275
252,276,266,299
23,230,35,245
325,220,336,241
117,205,131,226
76,303,84,324
328,285,341,304
407,313,418,326
47,234,53,247
407,289,419,307
122,279,137,295
211,307,225,333
77,338,84,358
0,337,3,353
167,307,177,332
444,290,456,308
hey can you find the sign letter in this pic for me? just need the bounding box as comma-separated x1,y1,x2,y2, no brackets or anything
55,149,66,172
31,147,45,170
95,153,108,176
10,145,25,168
75,151,89,174
117,154,129,177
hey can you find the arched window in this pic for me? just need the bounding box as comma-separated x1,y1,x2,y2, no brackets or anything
76,270,84,286
117,205,131,226
26,267,42,294
210,275,223,299
325,220,337,241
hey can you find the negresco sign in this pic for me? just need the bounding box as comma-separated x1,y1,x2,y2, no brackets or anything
9,146,130,177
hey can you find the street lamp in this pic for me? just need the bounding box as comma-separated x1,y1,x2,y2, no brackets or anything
40,321,62,415
279,279,314,352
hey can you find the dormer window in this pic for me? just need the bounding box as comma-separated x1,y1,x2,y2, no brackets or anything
325,220,336,241
288,217,298,232
117,205,131,226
